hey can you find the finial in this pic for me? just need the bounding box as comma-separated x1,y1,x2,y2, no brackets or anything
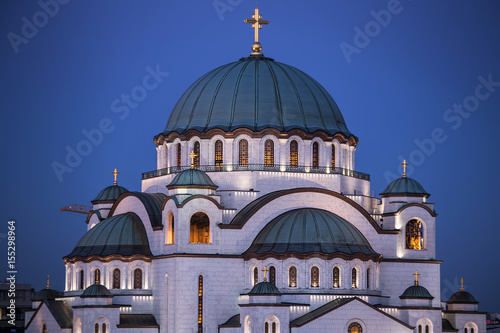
401,159,409,178
460,277,464,291
188,150,197,169
262,266,269,282
413,270,420,286
46,275,50,289
112,168,119,185
244,6,270,55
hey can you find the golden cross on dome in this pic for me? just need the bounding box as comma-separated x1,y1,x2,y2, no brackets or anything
112,168,119,185
413,270,420,286
460,277,464,291
262,266,269,282
188,150,197,169
401,159,409,178
46,274,50,289
244,6,270,54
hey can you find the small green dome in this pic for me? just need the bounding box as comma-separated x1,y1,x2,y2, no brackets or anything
399,285,434,299
92,184,128,204
65,212,152,259
33,288,59,301
447,290,478,304
167,168,218,189
380,177,430,197
245,208,378,258
248,282,281,295
81,284,113,298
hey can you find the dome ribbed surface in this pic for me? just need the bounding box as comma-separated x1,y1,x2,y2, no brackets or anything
167,168,218,189
447,291,478,304
161,55,353,137
380,177,430,197
245,208,378,256
248,281,281,295
81,284,113,298
65,212,152,259
399,285,434,299
92,185,128,203
33,288,59,301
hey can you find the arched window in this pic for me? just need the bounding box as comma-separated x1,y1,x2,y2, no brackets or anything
406,219,424,250
133,269,142,289
289,266,297,287
102,323,106,333
79,270,84,290
198,275,203,333
367,268,371,289
348,322,362,333
264,139,274,167
95,323,99,333
465,329,468,333
269,266,276,285
94,269,100,285
332,144,336,168
272,322,276,333
352,268,358,288
290,140,298,167
67,269,72,291
253,267,258,286
42,324,47,333
465,323,477,333
333,267,340,288
244,316,251,333
193,141,200,167
176,143,182,168
425,325,429,333
112,269,120,289
311,266,319,287
167,213,174,244
215,140,223,167
190,212,210,243
312,142,319,168
265,322,269,333
239,139,248,166
419,325,422,333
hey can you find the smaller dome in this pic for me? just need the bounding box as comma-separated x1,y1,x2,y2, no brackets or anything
81,284,113,298
167,169,218,189
92,184,128,204
399,285,434,299
447,291,478,304
248,282,281,295
380,177,430,197
33,288,59,301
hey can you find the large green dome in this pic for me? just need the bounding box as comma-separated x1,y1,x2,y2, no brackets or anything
160,55,353,137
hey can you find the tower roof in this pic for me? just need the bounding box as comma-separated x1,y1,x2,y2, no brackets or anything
33,288,59,301
92,184,128,204
248,281,281,295
380,177,430,197
447,290,479,304
399,285,434,299
81,284,113,298
167,168,218,189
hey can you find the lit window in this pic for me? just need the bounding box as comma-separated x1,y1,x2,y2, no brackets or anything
406,219,424,250
311,266,319,287
193,142,200,167
190,213,210,243
333,267,340,288
264,140,274,167
112,269,120,289
290,140,298,167
269,266,276,285
102,323,106,333
253,267,258,286
176,143,182,168
352,268,358,288
215,140,223,167
133,269,142,289
239,140,248,166
43,324,47,333
312,142,319,168
289,266,297,287
79,270,84,290
95,323,99,333
332,144,336,168
348,322,362,333
198,275,203,333
167,213,175,244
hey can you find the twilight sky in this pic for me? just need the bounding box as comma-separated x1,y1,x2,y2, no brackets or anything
1,0,499,312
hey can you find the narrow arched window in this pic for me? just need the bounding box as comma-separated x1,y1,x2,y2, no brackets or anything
367,268,371,289
332,144,336,168
79,270,84,290
176,143,182,168
406,219,424,250
67,269,72,291
352,268,357,288
465,329,468,333
95,323,99,333
419,325,422,333
333,267,340,288
471,329,474,333
94,269,100,285
198,275,203,333
265,322,269,333
312,142,319,168
264,139,274,167
272,322,276,333
348,322,362,333
425,325,429,333
102,323,106,333
290,140,298,167
190,212,210,243
311,266,319,287
253,267,258,286
112,269,120,289
239,139,248,166
133,269,142,289
167,213,174,244
269,266,276,285
289,266,297,287
215,140,223,167
42,324,47,333
193,141,200,167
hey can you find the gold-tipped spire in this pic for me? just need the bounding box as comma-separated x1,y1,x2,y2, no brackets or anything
401,159,409,178
413,270,420,286
460,277,464,291
112,168,119,185
188,150,197,169
262,266,269,282
46,275,50,289
244,6,270,55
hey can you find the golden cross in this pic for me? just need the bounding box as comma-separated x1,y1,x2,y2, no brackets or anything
460,277,464,291
413,270,420,285
401,159,409,178
112,168,119,185
188,150,197,169
244,6,270,51
46,274,50,289
262,266,269,282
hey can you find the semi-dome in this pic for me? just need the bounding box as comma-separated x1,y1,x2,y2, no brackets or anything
92,184,128,204
81,284,113,298
158,55,354,139
380,177,430,197
244,208,379,259
33,288,59,301
65,212,152,260
399,285,434,299
248,281,281,295
447,290,478,304
167,168,218,189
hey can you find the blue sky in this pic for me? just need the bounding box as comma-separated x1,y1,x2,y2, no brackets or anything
1,0,499,311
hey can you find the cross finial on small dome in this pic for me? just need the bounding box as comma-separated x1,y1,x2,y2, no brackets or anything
413,270,420,286
46,274,50,289
188,150,197,169
244,6,270,55
401,159,409,178
112,168,119,185
460,277,464,291
262,266,269,282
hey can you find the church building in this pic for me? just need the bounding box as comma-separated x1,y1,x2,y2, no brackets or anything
25,7,485,333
